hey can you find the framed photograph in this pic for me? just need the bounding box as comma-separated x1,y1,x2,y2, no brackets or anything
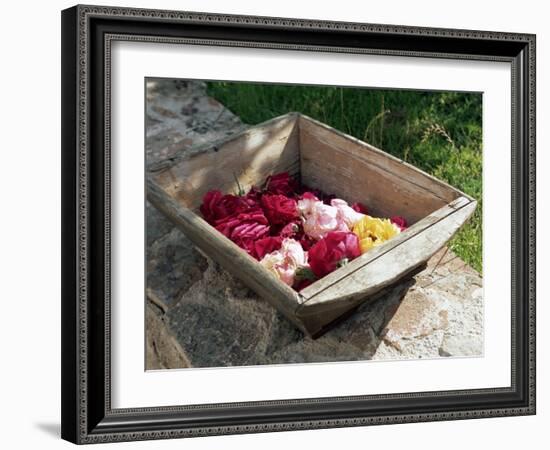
61,4,536,444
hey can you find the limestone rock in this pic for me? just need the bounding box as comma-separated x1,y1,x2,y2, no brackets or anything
146,79,246,168
147,228,208,310
165,261,284,367
146,304,190,369
146,200,174,247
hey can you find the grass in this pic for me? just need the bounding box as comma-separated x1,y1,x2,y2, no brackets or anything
206,82,483,273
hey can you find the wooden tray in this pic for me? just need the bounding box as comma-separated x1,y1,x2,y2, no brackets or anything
147,113,476,337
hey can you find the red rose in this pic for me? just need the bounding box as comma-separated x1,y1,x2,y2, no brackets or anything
200,190,248,224
265,172,298,196
215,208,270,254
260,194,298,225
252,236,283,260
308,231,361,278
270,220,313,250
390,216,408,231
277,220,301,238
351,202,368,214
298,191,319,201
297,185,334,204
243,186,262,207
299,234,316,251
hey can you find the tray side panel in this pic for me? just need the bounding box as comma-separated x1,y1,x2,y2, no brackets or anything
300,196,471,299
299,115,465,223
156,114,300,210
298,199,477,316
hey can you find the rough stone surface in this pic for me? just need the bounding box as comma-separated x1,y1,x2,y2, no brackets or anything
147,227,208,310
146,79,246,168
146,200,173,248
146,304,190,369
145,78,484,369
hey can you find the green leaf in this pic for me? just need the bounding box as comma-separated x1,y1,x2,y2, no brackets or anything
295,267,317,281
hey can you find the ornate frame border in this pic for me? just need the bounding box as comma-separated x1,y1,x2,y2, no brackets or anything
61,4,536,444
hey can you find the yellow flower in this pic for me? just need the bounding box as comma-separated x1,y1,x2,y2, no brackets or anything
352,216,400,254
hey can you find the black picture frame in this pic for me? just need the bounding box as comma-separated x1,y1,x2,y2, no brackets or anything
61,4,536,444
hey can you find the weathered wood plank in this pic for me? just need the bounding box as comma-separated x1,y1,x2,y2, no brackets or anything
299,115,470,223
297,263,427,338
155,113,300,210
147,178,307,333
297,199,477,318
300,130,443,222
299,114,472,202
300,196,471,300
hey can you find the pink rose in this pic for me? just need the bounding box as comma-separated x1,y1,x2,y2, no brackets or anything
281,238,308,266
390,216,408,231
259,238,308,286
308,231,361,278
330,198,366,228
298,197,348,240
296,192,319,214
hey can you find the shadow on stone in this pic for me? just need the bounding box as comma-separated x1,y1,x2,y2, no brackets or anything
162,258,417,368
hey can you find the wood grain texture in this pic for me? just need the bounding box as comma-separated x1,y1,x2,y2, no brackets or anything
299,115,470,223
154,113,300,210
